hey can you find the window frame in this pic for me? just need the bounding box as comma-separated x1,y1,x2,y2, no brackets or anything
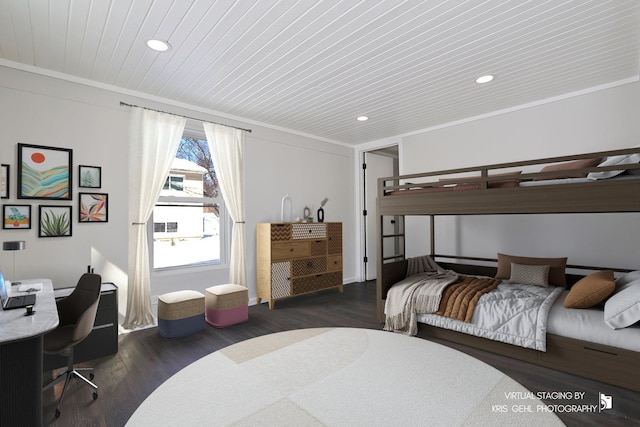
150,129,229,271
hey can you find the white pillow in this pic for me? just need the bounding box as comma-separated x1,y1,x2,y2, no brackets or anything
604,279,640,329
587,148,640,180
615,270,640,289
509,263,550,287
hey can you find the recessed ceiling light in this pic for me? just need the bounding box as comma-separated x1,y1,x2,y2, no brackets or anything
475,75,494,84
147,39,171,52
356,116,369,121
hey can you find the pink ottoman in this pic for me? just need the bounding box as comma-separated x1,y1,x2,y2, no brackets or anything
205,284,248,327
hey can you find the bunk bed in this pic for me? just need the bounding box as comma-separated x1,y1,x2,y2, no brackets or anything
376,146,640,392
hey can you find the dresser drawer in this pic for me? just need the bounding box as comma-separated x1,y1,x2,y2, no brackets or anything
291,272,342,295
310,239,327,256
270,223,292,241
271,241,310,260
271,262,291,299
292,256,327,276
292,223,326,239
327,255,342,272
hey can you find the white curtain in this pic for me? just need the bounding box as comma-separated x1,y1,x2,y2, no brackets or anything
124,108,186,329
203,123,247,287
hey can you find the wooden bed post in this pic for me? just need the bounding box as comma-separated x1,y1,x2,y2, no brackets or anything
430,215,435,258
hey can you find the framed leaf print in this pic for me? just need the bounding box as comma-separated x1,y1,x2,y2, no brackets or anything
18,143,73,200
79,192,108,222
79,165,102,188
1,164,9,199
3,204,31,229
39,205,72,237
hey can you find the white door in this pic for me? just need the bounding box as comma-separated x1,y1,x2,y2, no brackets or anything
363,148,397,280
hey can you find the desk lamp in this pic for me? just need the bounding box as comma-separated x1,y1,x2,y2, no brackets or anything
3,240,26,285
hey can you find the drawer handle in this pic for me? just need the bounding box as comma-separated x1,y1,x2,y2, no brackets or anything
307,262,313,268
290,248,294,252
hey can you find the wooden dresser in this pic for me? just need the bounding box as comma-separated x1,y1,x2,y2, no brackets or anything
257,222,343,309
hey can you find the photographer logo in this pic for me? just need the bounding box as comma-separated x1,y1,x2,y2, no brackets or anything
599,393,613,412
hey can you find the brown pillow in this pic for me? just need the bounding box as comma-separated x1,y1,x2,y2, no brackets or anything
439,171,522,189
496,253,568,287
534,158,602,181
487,171,522,188
564,270,615,309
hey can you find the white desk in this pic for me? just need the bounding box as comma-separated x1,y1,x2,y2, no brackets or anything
0,279,58,426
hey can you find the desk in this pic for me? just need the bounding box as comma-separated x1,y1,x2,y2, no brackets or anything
0,279,58,427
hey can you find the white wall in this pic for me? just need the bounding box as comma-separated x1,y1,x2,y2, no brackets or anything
0,65,356,322
398,81,640,270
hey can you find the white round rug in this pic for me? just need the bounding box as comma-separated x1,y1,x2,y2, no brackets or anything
127,328,563,426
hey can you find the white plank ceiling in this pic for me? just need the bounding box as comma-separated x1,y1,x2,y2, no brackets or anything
0,0,639,145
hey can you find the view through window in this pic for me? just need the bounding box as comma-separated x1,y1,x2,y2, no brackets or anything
153,136,223,269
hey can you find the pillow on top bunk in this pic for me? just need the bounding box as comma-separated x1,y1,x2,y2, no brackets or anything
534,158,602,181
563,270,615,309
438,171,522,189
496,253,567,287
587,149,640,180
509,263,550,287
604,279,640,329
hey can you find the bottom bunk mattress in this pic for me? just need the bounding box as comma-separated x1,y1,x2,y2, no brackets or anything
415,282,563,351
546,290,640,353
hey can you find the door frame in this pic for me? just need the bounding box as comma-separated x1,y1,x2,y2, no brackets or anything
358,144,399,282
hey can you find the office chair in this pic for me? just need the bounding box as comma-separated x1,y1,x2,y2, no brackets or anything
43,273,102,418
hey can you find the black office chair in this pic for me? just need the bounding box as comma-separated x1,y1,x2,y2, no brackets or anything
43,273,101,418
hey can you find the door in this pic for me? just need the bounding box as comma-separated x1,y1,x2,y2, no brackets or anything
362,146,398,280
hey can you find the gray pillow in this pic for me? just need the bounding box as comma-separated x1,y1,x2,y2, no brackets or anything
587,150,640,180
509,263,550,287
604,279,640,329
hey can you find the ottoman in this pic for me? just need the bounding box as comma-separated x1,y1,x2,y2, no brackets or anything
157,290,205,338
205,284,248,327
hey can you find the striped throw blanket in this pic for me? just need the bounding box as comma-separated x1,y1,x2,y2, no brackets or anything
436,276,501,322
384,270,458,335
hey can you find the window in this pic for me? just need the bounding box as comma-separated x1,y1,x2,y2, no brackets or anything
152,135,224,269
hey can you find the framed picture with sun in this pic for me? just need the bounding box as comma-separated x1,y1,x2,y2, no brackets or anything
17,143,73,200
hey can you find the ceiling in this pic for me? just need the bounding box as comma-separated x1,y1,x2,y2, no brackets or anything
0,0,639,145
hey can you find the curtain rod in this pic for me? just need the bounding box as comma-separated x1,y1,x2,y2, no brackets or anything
119,101,252,133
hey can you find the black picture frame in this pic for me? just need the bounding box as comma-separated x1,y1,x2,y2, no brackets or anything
79,165,102,188
18,143,73,200
2,204,31,229
79,192,108,223
0,164,8,199
39,205,72,237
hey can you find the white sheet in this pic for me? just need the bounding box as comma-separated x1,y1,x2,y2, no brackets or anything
547,290,640,352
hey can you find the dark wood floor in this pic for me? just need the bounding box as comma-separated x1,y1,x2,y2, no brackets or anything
43,281,639,426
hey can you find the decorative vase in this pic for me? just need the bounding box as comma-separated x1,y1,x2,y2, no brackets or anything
317,207,324,222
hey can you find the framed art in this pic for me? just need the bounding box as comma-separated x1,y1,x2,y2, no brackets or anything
79,192,108,222
39,205,72,237
1,164,9,199
18,143,73,200
79,165,102,188
2,204,31,229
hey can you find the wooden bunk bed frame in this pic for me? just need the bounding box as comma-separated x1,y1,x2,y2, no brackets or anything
376,147,640,392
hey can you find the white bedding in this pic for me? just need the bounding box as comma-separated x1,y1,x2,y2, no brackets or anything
519,174,640,187
547,290,640,352
417,282,562,351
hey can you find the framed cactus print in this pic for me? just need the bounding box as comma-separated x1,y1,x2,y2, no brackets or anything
39,205,72,237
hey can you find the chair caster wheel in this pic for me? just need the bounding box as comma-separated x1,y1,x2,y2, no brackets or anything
93,392,98,400
55,409,61,418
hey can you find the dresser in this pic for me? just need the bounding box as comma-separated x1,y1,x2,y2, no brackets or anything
257,222,343,309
